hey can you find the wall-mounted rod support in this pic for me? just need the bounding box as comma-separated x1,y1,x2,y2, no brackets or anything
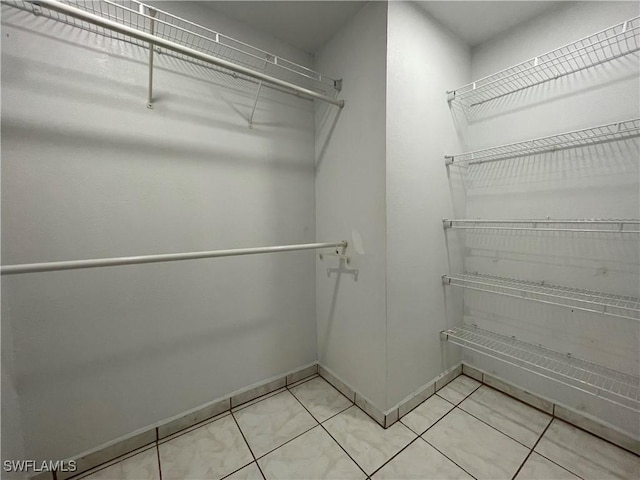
1,241,348,275
31,0,345,108
146,7,156,109
248,57,270,128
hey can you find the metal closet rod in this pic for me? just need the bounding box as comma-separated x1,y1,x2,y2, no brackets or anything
0,241,348,275
32,0,345,108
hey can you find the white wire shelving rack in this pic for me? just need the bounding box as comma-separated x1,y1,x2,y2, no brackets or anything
442,273,640,321
446,16,640,107
444,119,640,166
3,0,343,114
441,324,640,412
442,218,640,234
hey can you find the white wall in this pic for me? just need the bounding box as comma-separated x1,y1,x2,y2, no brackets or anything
385,1,470,410
1,1,317,461
460,1,640,436
1,311,27,480
315,1,388,410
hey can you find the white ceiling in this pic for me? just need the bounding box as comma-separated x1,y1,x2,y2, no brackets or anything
416,1,562,47
203,1,562,53
203,1,366,54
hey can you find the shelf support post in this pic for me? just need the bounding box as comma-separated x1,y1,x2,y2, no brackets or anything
146,6,156,109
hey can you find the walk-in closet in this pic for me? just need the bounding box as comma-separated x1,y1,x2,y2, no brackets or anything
2,1,639,479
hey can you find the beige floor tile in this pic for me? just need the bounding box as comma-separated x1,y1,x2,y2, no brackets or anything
401,394,454,434
159,414,253,479
233,390,317,458
323,406,416,475
534,420,640,480
459,386,551,447
372,438,472,479
423,408,529,479
258,426,364,479
289,376,353,423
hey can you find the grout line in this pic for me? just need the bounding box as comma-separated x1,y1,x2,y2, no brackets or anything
230,412,258,461
478,378,638,457
158,411,232,444
253,423,320,461
286,380,353,424
286,374,319,389
511,417,554,480
219,461,262,480
408,396,477,478
436,381,481,407
398,399,455,437
421,437,478,479
317,370,358,404
65,444,157,480
550,417,639,458
368,436,424,478
318,372,388,430
230,411,267,480
479,378,553,417
234,390,320,462
534,452,587,480
155,443,162,480
414,400,457,437
453,404,537,450
232,387,287,413
288,389,369,478
319,404,353,424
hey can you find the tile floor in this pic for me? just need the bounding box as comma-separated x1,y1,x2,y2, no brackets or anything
72,375,640,480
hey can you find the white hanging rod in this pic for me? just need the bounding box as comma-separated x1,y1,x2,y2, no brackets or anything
442,272,640,321
19,0,344,108
442,218,640,234
445,119,640,166
441,324,640,412
447,16,640,107
0,241,348,275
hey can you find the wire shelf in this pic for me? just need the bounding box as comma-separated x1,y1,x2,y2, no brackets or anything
4,0,341,102
445,119,640,166
442,218,640,234
447,17,640,107
442,272,640,321
441,324,640,412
